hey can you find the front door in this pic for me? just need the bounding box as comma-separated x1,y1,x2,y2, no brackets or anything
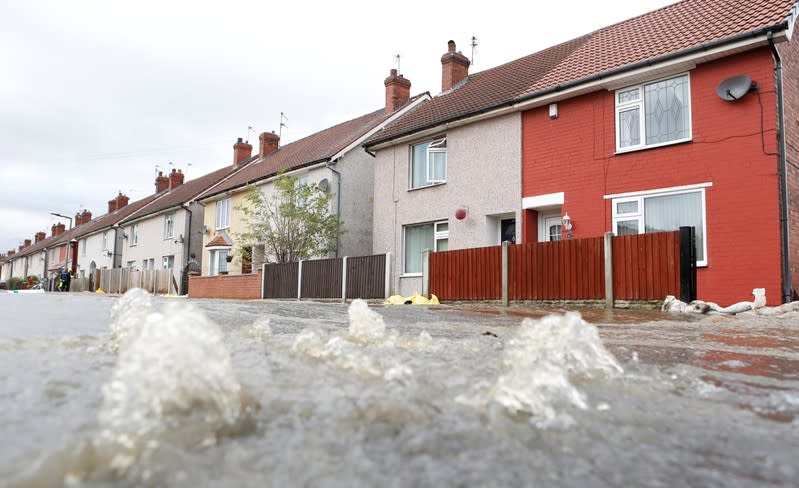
543,216,562,242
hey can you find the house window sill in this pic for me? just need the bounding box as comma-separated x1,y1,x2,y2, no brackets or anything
615,138,692,155
400,273,423,278
407,182,446,192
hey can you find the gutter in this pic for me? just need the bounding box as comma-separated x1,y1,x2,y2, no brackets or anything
768,31,792,303
366,24,789,149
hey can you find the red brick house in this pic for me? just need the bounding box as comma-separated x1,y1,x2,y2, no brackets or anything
518,0,799,304
366,0,798,304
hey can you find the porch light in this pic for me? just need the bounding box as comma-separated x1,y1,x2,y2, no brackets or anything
562,212,572,231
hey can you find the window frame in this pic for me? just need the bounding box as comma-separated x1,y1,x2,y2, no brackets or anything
130,224,138,247
162,255,175,269
164,212,175,239
208,248,230,276
215,198,231,230
611,186,708,266
402,220,449,275
615,72,692,153
410,137,447,189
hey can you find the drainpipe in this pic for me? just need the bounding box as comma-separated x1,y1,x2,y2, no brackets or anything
768,31,792,303
326,161,342,257
181,203,193,295
112,224,122,268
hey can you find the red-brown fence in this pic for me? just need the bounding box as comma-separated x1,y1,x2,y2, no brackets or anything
429,246,502,300
612,231,680,300
508,237,605,300
428,230,688,303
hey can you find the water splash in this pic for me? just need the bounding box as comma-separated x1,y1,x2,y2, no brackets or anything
457,312,623,429
245,317,273,340
292,299,431,381
14,289,257,485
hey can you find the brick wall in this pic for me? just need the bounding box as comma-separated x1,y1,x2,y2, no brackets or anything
778,36,799,299
188,273,261,299
521,47,782,305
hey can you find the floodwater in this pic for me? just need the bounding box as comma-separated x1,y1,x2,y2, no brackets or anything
0,291,797,487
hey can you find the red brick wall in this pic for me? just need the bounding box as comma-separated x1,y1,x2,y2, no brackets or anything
188,273,261,299
522,47,782,305
778,36,799,299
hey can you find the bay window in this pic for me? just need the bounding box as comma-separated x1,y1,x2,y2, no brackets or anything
209,249,230,276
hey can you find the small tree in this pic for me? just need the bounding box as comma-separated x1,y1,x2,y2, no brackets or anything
237,175,342,263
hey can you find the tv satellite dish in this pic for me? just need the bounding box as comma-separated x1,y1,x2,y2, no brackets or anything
317,178,329,192
716,75,755,101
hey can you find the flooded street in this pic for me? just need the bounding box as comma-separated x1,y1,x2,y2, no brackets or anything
1,292,797,487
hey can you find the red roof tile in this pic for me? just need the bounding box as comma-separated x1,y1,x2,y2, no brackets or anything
367,0,795,146
206,233,232,247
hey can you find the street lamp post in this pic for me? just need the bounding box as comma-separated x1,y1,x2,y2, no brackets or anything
50,212,74,275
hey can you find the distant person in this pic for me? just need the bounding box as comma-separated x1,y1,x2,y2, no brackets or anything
62,268,71,292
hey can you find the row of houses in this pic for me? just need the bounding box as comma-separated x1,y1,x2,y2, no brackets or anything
3,0,799,305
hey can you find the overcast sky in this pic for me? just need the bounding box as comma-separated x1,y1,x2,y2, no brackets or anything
0,0,676,254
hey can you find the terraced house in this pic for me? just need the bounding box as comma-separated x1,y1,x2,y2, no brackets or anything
366,0,799,304
195,70,428,277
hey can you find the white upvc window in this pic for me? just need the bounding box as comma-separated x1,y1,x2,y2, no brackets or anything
162,255,174,269
130,224,139,246
216,198,231,230
403,221,449,274
164,212,175,239
102,232,108,252
410,137,447,189
209,248,230,276
611,186,707,266
615,73,691,152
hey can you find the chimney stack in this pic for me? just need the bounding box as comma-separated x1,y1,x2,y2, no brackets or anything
81,209,92,223
155,171,169,193
35,231,46,243
17,245,23,252
169,168,185,190
233,137,253,165
23,239,31,249
75,212,83,226
384,69,411,113
441,40,470,92
116,193,129,210
8,250,15,257
259,132,280,158
51,223,66,236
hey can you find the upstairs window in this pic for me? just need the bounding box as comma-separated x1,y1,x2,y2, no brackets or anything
410,137,447,189
130,224,139,246
164,212,175,239
615,73,691,152
216,198,231,229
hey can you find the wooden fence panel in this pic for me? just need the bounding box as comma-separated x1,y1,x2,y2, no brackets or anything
612,231,680,300
346,254,386,299
263,262,299,298
429,246,501,301
301,258,343,299
507,238,604,300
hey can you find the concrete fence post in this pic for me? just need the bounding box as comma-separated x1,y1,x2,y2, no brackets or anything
341,256,348,303
604,232,614,309
422,250,431,297
384,253,393,299
297,260,303,301
501,241,510,307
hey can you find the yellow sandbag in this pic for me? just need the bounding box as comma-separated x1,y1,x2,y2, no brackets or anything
384,292,440,305
95,288,105,294
429,294,440,305
385,294,406,305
